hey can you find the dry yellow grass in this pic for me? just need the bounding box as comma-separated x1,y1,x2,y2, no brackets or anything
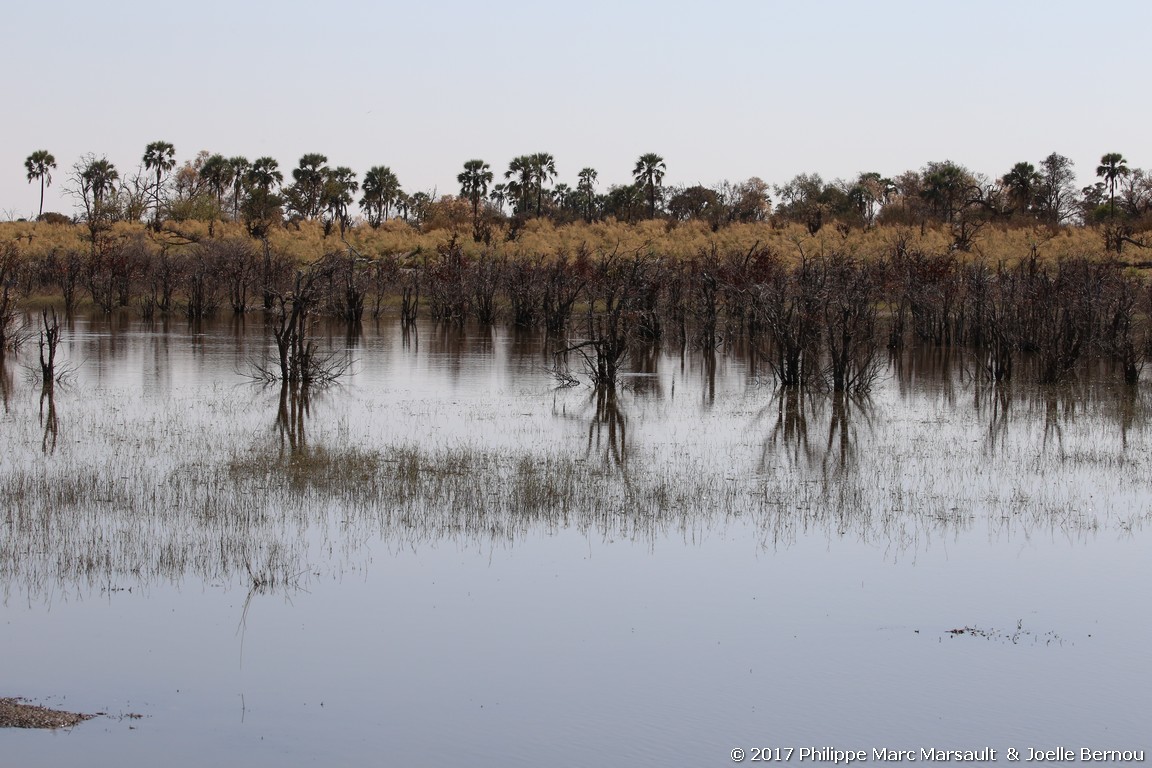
0,217,1123,271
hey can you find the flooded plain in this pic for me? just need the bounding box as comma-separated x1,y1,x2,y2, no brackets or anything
1,312,1149,766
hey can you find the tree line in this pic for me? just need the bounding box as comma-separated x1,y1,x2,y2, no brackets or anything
7,142,1150,396
21,144,1152,247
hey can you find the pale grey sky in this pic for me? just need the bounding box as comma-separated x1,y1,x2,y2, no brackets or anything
3,0,1147,218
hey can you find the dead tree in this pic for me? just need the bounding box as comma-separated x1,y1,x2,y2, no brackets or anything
565,249,653,390
821,254,881,393
38,308,61,386
264,262,343,387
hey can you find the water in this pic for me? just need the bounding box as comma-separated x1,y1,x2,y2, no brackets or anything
1,313,1149,766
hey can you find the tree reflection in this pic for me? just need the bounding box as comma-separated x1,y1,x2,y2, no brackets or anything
587,387,627,468
760,388,813,470
824,392,870,474
39,383,58,455
276,382,310,455
758,388,870,475
973,378,1013,456
702,349,717,409
0,360,10,414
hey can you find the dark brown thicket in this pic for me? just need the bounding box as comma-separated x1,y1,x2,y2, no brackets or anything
8,231,1149,389
505,255,544,328
565,249,655,389
542,247,586,337
425,235,469,324
0,244,22,355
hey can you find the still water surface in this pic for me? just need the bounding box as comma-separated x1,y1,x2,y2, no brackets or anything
1,313,1149,766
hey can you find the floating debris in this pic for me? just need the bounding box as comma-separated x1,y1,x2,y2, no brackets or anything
945,620,1064,645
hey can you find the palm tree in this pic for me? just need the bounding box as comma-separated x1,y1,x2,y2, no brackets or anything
920,160,972,223
1096,153,1130,220
199,154,234,212
529,152,556,216
241,158,283,309
395,191,412,222
505,155,535,215
360,166,400,228
321,167,359,235
1001,161,1040,218
632,153,666,218
457,160,493,223
25,150,57,219
227,156,251,219
577,167,598,222
142,141,176,228
552,183,572,210
247,157,282,193
79,157,119,213
291,153,329,219
489,183,508,214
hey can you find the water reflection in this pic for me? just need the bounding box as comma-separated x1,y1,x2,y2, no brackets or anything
1,312,1150,600
626,342,662,399
972,378,1013,456
39,382,58,455
825,393,870,473
587,388,627,468
757,388,871,477
892,345,962,408
759,388,813,470
0,359,11,413
507,326,550,377
702,349,716,408
276,383,311,455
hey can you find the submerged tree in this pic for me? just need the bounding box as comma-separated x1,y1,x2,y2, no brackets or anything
263,261,345,386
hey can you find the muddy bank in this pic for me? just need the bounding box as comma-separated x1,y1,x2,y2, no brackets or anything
0,698,93,729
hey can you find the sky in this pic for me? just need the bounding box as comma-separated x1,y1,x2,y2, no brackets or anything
2,0,1149,219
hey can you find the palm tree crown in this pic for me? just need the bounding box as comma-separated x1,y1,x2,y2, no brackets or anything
458,160,494,218
199,154,234,210
79,157,119,215
143,141,176,227
633,153,666,218
1001,161,1039,215
247,157,283,193
577,167,598,222
530,153,556,216
292,153,329,219
1096,152,1130,219
360,166,401,227
227,157,251,218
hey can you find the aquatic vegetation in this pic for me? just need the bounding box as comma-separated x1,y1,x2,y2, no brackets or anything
1,317,1148,602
